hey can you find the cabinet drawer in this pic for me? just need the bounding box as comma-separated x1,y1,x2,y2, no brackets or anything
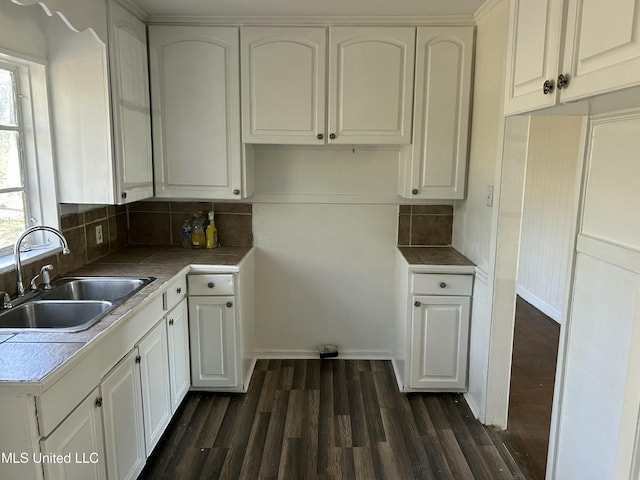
188,274,235,296
165,276,187,311
411,274,473,296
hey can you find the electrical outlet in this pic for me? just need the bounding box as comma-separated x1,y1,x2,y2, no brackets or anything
96,225,103,245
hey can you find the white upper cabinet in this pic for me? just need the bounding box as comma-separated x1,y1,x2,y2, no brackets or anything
149,26,249,199
328,27,415,144
400,26,474,199
504,0,564,114
107,0,154,203
505,0,640,114
241,27,327,144
241,26,415,145
561,0,640,101
48,0,153,204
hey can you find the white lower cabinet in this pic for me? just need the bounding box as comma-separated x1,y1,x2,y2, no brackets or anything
40,388,107,480
410,295,470,390
101,350,145,480
137,320,172,455
393,250,473,392
189,295,237,388
166,297,190,412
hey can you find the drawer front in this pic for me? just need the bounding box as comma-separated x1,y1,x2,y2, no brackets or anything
165,275,187,311
411,274,473,296
188,274,235,296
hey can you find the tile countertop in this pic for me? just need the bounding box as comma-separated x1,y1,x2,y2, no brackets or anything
0,246,252,388
397,246,476,274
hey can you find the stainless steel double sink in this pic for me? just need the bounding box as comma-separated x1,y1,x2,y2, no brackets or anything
0,277,155,333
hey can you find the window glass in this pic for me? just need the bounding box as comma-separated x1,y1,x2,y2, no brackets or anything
0,64,28,254
0,68,17,126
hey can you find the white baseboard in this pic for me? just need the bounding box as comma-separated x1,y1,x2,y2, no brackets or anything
516,286,562,324
254,349,393,360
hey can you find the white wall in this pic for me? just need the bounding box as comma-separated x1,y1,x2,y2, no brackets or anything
252,146,400,357
452,0,510,422
517,116,582,323
552,112,640,480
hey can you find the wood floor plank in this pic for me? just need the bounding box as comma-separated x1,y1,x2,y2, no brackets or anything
358,369,386,443
346,375,370,448
352,446,376,480
291,359,307,389
140,360,524,480
332,359,350,415
258,389,290,478
283,389,304,439
301,389,320,479
317,360,336,475
238,412,271,480
334,414,353,447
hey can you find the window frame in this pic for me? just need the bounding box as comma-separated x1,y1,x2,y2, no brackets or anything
0,49,60,270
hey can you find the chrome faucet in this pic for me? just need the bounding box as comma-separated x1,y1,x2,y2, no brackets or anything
14,226,71,296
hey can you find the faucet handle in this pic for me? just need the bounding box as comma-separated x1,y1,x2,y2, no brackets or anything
0,292,12,310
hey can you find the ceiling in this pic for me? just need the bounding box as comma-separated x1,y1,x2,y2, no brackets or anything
129,0,487,19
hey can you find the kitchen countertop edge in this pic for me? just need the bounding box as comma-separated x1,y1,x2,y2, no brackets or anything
0,246,253,393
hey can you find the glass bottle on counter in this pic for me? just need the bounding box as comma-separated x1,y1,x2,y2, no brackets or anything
181,219,192,249
191,217,206,249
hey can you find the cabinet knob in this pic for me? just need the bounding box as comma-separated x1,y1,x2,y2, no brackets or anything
176,287,182,294
557,74,569,89
542,79,555,95
317,133,324,140
207,282,215,288
233,189,240,195
414,301,421,307
439,282,447,288
135,355,141,364
329,133,336,140
95,397,103,408
226,301,233,308
169,319,174,326
121,192,127,199
412,188,419,195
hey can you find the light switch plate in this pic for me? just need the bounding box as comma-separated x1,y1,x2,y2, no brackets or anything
486,185,494,207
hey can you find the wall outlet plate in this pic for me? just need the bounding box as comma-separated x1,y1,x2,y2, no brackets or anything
96,225,103,245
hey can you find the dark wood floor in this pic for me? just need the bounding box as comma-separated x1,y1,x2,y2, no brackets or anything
140,359,524,480
498,297,561,480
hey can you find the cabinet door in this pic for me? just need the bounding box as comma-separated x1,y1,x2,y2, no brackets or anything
188,296,237,388
410,295,470,390
560,0,640,102
241,27,327,144
167,298,190,412
408,27,473,199
504,0,564,114
328,27,415,144
149,26,242,199
107,0,153,204
101,349,146,480
40,388,107,480
138,320,172,455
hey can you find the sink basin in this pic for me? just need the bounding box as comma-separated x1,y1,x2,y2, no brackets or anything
40,276,154,302
0,300,113,332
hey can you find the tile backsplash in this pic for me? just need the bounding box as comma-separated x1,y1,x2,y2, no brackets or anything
397,205,453,246
0,206,128,297
127,201,253,247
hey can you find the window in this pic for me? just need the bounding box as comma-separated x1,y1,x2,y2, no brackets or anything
0,63,29,252
0,53,58,264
